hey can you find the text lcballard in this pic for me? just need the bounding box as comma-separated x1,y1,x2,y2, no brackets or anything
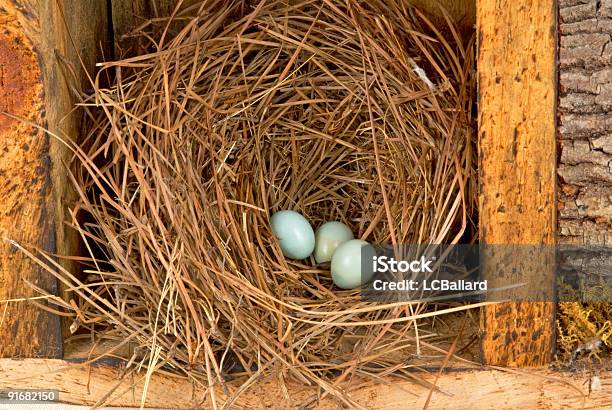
370,255,488,292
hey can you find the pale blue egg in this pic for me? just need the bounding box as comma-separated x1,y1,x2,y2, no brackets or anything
270,210,315,259
331,239,376,289
314,221,354,263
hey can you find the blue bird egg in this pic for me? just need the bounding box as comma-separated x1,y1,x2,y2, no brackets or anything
314,221,354,263
270,210,315,259
330,239,376,289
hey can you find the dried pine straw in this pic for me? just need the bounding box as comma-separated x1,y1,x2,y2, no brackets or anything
29,0,479,406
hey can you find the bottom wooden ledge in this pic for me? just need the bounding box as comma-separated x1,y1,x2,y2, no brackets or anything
0,358,609,409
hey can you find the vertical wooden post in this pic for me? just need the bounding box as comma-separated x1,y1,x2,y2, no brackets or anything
0,1,62,358
477,0,557,366
0,0,109,358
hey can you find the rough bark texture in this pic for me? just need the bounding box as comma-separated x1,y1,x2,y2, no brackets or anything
558,0,612,245
477,0,557,366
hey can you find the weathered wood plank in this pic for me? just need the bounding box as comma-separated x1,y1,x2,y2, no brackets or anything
0,357,608,409
0,0,63,359
0,0,109,357
477,0,557,366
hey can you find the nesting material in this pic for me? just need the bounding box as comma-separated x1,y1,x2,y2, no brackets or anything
556,302,611,366
46,0,477,404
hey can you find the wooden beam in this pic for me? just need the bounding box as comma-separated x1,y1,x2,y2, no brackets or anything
477,0,557,366
0,0,109,357
0,358,608,409
0,0,63,359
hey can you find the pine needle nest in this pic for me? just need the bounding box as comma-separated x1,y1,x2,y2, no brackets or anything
43,0,478,405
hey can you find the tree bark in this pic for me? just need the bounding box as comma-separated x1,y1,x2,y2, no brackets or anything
558,0,612,247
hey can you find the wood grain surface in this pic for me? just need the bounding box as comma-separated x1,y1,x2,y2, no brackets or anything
0,0,63,359
477,0,557,366
0,357,609,409
0,0,109,357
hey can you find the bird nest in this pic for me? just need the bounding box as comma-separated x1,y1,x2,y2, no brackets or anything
36,0,478,405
